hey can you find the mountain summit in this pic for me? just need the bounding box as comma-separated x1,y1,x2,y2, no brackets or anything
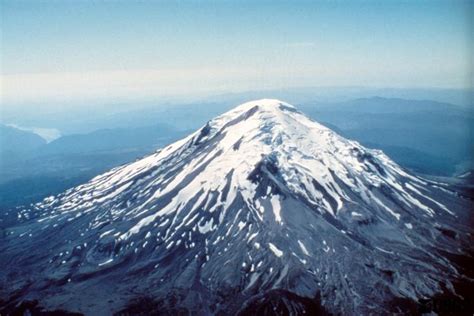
1,99,473,315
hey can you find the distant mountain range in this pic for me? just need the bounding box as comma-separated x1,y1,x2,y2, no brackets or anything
298,97,473,176
0,124,46,163
0,124,189,208
1,100,472,315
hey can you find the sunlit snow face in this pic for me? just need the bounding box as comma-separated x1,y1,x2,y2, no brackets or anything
32,99,451,246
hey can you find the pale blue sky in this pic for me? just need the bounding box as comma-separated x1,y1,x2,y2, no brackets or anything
1,0,472,103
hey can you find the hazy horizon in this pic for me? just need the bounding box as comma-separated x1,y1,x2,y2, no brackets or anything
1,0,472,105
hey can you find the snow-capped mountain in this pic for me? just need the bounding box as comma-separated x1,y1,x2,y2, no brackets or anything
1,99,473,315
